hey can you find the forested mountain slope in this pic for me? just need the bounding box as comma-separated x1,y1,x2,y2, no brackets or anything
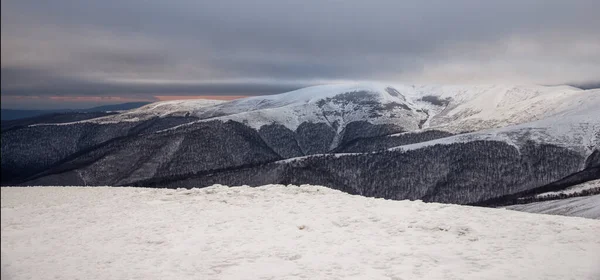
2,83,598,207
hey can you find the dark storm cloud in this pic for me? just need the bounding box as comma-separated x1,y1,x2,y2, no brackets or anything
81,50,172,72
1,0,599,99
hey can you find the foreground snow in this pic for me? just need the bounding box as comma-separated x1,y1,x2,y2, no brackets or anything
2,186,599,280
505,194,600,219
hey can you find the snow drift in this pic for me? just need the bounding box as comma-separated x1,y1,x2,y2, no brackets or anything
2,185,599,280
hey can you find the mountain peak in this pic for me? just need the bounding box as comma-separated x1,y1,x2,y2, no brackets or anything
227,82,404,108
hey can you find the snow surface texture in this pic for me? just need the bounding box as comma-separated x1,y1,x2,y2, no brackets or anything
2,185,600,280
506,195,600,219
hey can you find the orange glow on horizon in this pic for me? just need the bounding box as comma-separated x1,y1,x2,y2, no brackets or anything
47,96,152,102
154,95,247,101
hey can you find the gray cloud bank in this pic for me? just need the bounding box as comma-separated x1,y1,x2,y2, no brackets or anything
1,0,599,100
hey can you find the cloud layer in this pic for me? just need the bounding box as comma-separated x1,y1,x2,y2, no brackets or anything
2,0,599,108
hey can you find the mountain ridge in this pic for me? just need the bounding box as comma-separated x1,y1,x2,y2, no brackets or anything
2,83,598,211
0,102,151,121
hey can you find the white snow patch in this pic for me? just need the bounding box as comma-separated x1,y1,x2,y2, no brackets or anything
129,99,226,116
2,185,600,280
390,110,599,156
535,180,600,199
31,99,226,126
401,84,593,133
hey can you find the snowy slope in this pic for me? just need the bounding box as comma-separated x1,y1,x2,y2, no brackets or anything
147,83,428,149
505,194,600,219
214,83,406,111
2,185,600,280
28,83,599,139
202,83,597,133
164,83,599,134
54,99,227,124
534,179,600,198
389,102,599,157
174,83,426,133
126,99,226,116
406,84,595,133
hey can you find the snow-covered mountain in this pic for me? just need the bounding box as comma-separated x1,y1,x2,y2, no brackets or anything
39,99,226,124
409,84,595,132
2,185,599,280
86,84,421,127
1,83,598,211
33,82,598,152
63,83,597,132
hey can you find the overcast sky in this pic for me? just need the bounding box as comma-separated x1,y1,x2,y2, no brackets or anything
2,0,599,109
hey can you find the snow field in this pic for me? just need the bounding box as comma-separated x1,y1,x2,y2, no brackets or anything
2,185,599,280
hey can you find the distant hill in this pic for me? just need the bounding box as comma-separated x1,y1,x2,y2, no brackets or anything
569,81,600,90
1,102,150,121
0,111,119,132
1,109,65,121
77,102,152,113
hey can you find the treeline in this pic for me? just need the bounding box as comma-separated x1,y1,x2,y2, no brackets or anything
335,130,453,153
514,187,600,205
138,139,586,205
5,114,593,207
1,116,198,185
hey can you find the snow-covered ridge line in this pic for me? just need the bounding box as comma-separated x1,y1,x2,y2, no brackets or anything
169,84,598,134
224,83,400,106
28,116,144,127
291,111,597,158
26,83,596,133
28,99,226,127
154,83,413,133
274,152,362,164
265,109,598,166
2,185,599,280
390,111,599,155
535,179,600,198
